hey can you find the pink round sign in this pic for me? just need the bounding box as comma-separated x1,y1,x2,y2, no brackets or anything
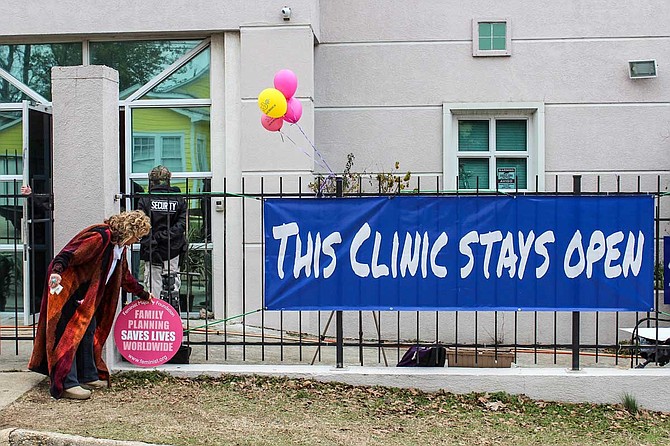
114,298,183,367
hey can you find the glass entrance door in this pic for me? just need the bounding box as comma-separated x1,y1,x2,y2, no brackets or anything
24,103,53,323
0,101,52,323
0,105,23,319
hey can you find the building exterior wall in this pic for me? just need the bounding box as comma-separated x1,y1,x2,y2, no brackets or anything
51,65,120,251
2,1,666,178
0,0,321,40
1,1,668,345
315,0,669,177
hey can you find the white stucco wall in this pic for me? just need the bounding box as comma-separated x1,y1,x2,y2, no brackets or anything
50,65,120,252
0,0,321,41
240,25,315,174
318,0,668,42
315,0,670,175
6,1,667,177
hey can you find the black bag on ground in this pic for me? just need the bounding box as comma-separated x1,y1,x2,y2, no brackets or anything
167,344,192,364
397,345,446,367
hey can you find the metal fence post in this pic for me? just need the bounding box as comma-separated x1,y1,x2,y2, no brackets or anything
572,175,582,371
335,177,344,368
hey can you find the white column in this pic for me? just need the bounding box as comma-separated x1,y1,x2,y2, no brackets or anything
50,65,120,252
224,32,244,319
209,33,226,319
212,32,244,319
51,65,121,370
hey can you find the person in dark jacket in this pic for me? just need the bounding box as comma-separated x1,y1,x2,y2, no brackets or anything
137,165,188,303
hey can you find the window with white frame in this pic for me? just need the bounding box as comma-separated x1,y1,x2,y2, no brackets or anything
132,133,185,174
443,103,545,191
473,19,511,57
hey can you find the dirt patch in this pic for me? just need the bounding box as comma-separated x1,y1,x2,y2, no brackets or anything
1,372,668,446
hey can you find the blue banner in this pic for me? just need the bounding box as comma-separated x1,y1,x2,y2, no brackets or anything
264,196,654,311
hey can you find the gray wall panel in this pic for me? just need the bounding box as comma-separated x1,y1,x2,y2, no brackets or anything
0,0,320,39
241,26,315,100
315,107,442,174
320,0,669,42
315,40,669,106
544,105,670,173
241,101,315,173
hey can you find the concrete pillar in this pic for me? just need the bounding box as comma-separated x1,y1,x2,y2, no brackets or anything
50,65,120,252
220,31,243,319
239,25,315,173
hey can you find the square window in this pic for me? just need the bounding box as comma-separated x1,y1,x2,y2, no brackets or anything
492,22,507,37
459,158,489,190
473,19,512,57
478,23,492,38
446,106,541,192
495,120,527,151
496,158,527,189
492,36,506,51
478,37,492,51
459,120,489,152
131,107,210,175
160,136,184,172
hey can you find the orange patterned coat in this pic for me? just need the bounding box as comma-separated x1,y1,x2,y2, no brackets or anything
28,224,148,398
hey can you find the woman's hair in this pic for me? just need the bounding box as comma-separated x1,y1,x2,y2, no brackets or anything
105,210,151,243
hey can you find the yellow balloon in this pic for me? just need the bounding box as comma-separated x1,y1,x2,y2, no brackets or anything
258,88,288,118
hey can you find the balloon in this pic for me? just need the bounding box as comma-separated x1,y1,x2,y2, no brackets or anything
261,114,283,132
283,97,303,124
273,69,298,99
258,88,287,118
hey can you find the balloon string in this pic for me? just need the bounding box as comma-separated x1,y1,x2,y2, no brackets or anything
279,131,334,196
278,123,337,195
294,123,336,176
292,123,338,195
315,172,336,195
279,130,330,173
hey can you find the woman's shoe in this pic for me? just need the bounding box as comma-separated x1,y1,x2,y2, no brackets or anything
62,386,92,400
82,380,108,390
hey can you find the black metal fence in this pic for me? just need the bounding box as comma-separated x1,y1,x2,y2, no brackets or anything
0,179,52,358
1,173,669,369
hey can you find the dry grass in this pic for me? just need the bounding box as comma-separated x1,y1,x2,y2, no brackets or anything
1,371,669,446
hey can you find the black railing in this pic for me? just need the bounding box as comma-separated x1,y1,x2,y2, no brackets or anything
1,173,668,369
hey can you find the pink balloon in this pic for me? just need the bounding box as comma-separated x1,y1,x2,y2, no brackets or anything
283,97,303,124
261,114,283,132
273,69,298,99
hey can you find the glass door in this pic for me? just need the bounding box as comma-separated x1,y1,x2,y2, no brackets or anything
0,101,53,323
0,104,24,320
23,102,53,324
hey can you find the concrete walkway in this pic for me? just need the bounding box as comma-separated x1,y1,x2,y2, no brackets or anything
0,372,44,412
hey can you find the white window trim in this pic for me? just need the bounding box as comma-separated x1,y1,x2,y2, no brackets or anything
443,102,545,192
472,18,512,57
0,66,51,105
124,38,211,103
